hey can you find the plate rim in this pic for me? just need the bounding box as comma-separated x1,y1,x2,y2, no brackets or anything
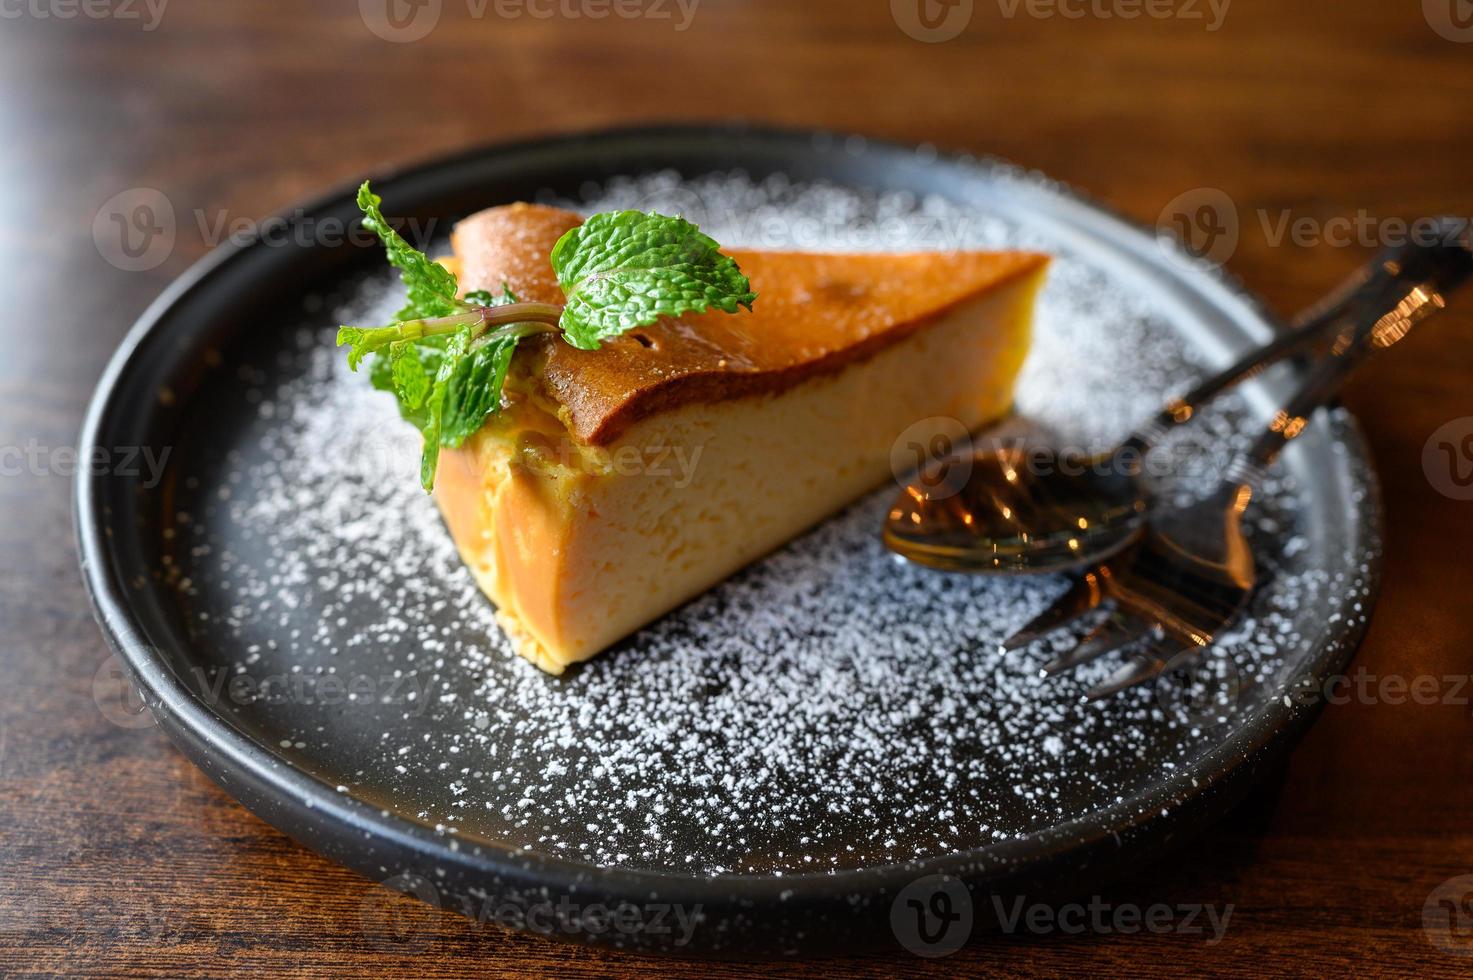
74,121,1384,944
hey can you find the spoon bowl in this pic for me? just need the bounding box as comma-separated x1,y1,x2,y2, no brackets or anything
883,445,1148,574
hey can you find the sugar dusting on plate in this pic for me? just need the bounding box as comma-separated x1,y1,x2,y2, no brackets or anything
168,170,1374,876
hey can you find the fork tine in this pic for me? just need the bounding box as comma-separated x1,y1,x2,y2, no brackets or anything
1001,571,1107,651
1085,637,1181,699
1042,613,1152,676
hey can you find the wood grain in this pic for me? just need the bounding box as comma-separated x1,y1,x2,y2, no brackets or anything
3,0,1472,974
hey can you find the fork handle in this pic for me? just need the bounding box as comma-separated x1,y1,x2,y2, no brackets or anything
1238,217,1473,471
1123,217,1473,457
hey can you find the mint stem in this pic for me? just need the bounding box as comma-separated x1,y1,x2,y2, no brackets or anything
422,301,563,338
347,301,563,355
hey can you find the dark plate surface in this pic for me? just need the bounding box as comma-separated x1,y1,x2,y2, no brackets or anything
76,124,1381,956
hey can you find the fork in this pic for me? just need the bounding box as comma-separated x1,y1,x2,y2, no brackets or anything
1004,220,1473,699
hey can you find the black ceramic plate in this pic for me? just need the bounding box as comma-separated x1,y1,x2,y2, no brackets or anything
77,125,1381,956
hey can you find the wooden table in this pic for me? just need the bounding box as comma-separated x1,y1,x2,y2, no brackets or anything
3,0,1472,974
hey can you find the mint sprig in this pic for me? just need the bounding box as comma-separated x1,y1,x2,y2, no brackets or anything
339,183,755,490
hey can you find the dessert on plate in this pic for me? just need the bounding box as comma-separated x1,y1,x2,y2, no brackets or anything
339,186,1049,673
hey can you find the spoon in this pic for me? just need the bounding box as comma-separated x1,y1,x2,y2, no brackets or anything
885,218,1473,574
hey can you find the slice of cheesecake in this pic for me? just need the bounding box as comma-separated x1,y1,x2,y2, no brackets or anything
433,203,1049,674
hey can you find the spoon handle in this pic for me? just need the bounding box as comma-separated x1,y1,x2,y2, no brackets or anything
1237,217,1473,473
1122,217,1473,457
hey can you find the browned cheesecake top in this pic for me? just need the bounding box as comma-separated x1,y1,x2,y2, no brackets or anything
451,203,1048,446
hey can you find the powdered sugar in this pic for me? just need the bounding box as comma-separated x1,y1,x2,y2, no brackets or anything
167,170,1375,876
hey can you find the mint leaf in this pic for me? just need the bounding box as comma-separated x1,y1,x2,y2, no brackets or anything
368,329,519,488
440,338,517,448
338,323,410,370
550,211,756,350
369,339,441,431
416,326,474,490
463,285,519,308
389,338,435,410
357,182,461,321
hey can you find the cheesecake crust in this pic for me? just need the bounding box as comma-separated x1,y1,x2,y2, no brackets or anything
452,204,1049,446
